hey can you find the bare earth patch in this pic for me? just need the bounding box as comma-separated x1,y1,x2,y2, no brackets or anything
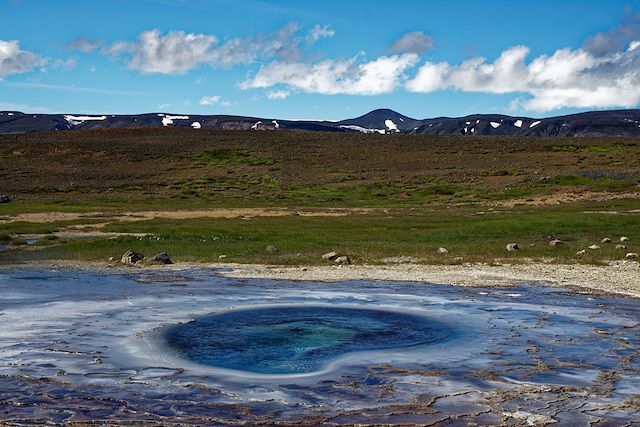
493,190,640,207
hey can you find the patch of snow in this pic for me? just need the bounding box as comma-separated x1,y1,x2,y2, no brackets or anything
161,115,189,127
191,122,201,129
8,113,14,116
399,117,404,122
385,119,399,132
465,121,471,125
251,121,263,130
339,125,386,134
64,115,107,126
490,122,501,128
475,119,480,124
272,120,279,129
514,119,523,128
562,123,567,127
464,127,468,133
530,120,541,128
471,128,475,133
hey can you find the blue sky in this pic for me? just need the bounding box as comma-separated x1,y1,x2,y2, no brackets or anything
2,0,640,119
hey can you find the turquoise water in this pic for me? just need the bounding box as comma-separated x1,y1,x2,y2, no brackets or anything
163,306,451,374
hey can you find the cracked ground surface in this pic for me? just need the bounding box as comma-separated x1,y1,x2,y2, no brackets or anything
0,267,638,426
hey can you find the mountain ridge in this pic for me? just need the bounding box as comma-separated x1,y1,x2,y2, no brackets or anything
2,108,640,137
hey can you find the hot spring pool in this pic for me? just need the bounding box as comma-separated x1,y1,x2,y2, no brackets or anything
162,306,452,374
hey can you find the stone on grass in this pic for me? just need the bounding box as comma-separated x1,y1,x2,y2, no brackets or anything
620,236,629,242
108,256,115,262
626,253,638,260
601,237,612,244
548,239,563,247
218,254,227,260
588,245,600,250
266,245,280,255
0,195,11,203
506,243,519,252
334,256,351,265
322,251,338,261
576,249,586,256
121,250,144,265
147,252,173,265
616,244,627,250
437,247,448,254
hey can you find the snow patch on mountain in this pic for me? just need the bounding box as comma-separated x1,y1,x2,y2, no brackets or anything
530,120,541,128
514,120,523,128
490,122,501,128
191,122,201,129
339,125,386,134
64,115,107,126
385,119,399,132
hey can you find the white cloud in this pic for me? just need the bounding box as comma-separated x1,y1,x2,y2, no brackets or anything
307,25,335,44
199,95,232,107
103,24,312,75
51,57,77,70
388,31,433,54
406,42,640,112
0,39,46,79
267,90,290,100
65,37,102,53
241,53,419,95
158,103,171,109
199,95,221,105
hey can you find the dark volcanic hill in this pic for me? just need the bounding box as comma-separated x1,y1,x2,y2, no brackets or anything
1,108,640,137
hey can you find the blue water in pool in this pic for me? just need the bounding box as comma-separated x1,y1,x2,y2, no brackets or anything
163,306,452,374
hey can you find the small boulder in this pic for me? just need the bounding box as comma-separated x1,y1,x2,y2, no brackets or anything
121,250,144,265
601,237,612,244
576,249,586,256
334,256,351,265
147,252,173,265
620,236,629,242
218,254,227,260
616,244,627,250
548,239,563,247
266,245,280,255
322,251,338,261
108,256,115,262
506,243,519,252
437,247,448,254
588,244,600,250
0,195,11,203
626,252,638,260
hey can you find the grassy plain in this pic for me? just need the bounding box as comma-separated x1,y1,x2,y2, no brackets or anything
1,128,638,265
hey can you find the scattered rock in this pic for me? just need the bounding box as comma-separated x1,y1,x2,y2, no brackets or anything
616,244,627,250
588,245,600,250
576,249,586,256
322,251,338,261
334,256,351,265
121,250,144,265
108,256,115,262
601,237,612,244
266,245,280,255
548,239,563,247
0,195,10,203
218,254,227,260
626,252,638,260
437,247,448,254
147,252,173,265
620,236,629,242
506,243,519,252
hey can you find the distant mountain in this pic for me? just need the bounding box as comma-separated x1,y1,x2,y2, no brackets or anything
2,108,640,137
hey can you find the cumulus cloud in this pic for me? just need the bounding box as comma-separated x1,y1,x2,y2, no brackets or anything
64,37,102,53
102,23,327,74
267,90,290,100
388,31,433,54
0,39,46,79
51,57,77,70
307,25,335,44
240,53,419,95
406,41,640,112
